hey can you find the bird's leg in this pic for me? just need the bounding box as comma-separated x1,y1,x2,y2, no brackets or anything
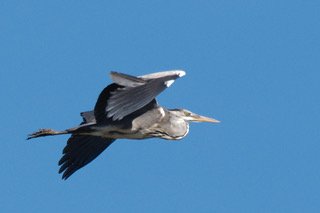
27,128,68,140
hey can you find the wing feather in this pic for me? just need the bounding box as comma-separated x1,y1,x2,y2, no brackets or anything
105,70,185,120
58,111,115,180
58,134,115,180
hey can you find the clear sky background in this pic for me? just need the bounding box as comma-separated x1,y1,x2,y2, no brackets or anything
1,1,319,212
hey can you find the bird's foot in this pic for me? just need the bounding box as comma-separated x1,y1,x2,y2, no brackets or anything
27,128,62,140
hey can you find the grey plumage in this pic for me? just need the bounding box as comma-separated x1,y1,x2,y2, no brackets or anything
57,111,115,180
28,70,219,179
106,71,184,120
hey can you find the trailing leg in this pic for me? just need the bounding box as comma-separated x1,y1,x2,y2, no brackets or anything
27,128,68,140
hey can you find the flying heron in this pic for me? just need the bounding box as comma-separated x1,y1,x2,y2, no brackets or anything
28,70,219,179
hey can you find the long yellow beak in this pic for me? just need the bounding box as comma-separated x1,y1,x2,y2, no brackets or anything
192,115,220,123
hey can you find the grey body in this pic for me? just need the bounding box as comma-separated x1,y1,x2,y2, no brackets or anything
80,102,189,140
28,70,219,179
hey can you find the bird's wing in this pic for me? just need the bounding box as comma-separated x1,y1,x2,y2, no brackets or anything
58,111,115,180
138,70,186,80
103,70,185,121
94,83,122,123
58,134,115,180
80,110,96,123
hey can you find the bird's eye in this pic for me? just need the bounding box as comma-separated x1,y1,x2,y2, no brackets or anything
184,112,191,116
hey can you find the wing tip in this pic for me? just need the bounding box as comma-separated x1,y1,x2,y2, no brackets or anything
174,70,186,77
138,70,186,80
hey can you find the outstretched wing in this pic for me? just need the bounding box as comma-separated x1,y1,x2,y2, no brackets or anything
58,111,115,180
58,135,115,180
95,70,185,122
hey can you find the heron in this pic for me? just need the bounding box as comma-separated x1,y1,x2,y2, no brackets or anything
28,70,219,179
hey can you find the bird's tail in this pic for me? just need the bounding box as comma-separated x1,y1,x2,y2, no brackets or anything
27,128,68,140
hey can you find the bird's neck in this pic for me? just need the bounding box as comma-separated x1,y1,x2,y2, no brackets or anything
162,111,189,140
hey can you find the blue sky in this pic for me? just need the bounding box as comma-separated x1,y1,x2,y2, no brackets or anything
1,1,319,212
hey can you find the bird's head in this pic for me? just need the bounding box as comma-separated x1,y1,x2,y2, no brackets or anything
170,109,220,123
